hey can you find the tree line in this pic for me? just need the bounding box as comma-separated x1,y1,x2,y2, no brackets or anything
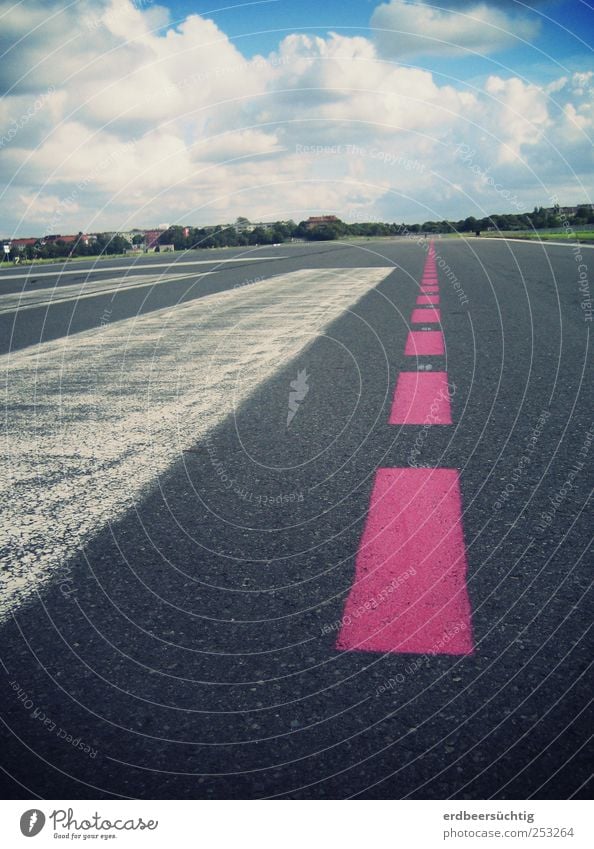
5,204,593,261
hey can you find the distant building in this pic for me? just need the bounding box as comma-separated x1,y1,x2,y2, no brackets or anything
233,218,254,233
113,231,135,243
10,237,39,251
544,205,592,216
144,229,165,248
43,234,92,247
233,218,291,233
305,215,339,230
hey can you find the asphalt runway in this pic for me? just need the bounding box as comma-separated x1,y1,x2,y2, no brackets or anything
0,237,591,799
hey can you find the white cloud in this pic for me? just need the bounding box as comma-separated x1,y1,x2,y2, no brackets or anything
371,0,539,58
0,0,591,235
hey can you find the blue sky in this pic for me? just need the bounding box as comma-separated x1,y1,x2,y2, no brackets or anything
1,0,592,234
168,0,593,79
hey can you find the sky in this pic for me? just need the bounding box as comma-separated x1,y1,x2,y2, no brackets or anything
0,0,592,236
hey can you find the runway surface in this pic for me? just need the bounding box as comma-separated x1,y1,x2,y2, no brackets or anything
0,237,591,799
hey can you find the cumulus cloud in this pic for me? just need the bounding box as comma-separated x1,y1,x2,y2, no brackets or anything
371,0,539,58
0,0,591,235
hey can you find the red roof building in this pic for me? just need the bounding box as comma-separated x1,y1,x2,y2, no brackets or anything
144,229,165,248
11,238,39,250
43,234,92,247
305,215,339,229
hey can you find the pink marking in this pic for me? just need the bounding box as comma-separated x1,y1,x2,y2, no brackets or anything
417,294,439,305
421,287,439,294
405,330,445,356
412,308,440,324
389,371,452,424
335,468,474,654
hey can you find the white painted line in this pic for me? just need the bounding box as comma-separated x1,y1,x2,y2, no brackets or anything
479,237,594,249
0,256,287,282
0,271,217,315
0,267,392,620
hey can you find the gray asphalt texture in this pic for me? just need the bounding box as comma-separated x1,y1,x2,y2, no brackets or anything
1,238,591,799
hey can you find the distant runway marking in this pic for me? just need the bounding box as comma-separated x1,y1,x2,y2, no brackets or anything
412,307,441,323
0,271,217,315
389,371,452,424
336,468,474,654
417,294,439,305
405,330,445,356
0,256,286,282
480,237,594,249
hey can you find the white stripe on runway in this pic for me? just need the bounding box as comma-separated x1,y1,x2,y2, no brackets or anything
0,256,286,282
0,271,216,315
0,267,392,620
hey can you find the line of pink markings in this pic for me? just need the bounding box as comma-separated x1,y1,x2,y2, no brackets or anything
336,242,475,655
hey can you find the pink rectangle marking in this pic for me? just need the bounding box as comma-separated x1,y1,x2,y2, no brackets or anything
421,287,439,294
389,371,452,424
417,294,440,305
412,308,440,323
335,467,474,655
404,330,445,356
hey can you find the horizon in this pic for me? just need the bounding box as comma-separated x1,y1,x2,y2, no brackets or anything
1,1,592,237
3,200,592,242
